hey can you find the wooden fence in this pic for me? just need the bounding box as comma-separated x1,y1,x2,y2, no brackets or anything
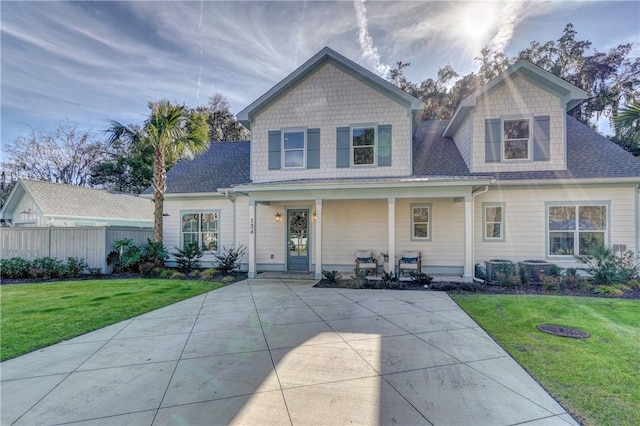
0,227,153,274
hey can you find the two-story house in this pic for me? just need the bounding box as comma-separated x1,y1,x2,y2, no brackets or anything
158,47,640,281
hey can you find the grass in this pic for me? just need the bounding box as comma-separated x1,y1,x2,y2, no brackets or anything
451,294,640,426
0,279,222,361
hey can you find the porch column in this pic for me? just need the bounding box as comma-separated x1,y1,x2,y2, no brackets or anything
314,199,323,279
388,197,395,273
248,200,256,279
463,195,473,282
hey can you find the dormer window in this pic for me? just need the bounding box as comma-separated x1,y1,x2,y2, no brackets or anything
283,130,305,168
503,118,530,160
352,126,377,166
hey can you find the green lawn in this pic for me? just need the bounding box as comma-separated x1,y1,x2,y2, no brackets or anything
451,294,640,426
0,279,222,361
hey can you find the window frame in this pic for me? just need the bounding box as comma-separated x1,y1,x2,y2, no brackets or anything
502,116,531,161
482,202,505,242
281,128,307,169
545,201,610,258
180,209,221,253
350,124,377,167
410,203,432,241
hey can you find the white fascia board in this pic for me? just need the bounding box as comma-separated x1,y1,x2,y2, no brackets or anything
494,177,640,187
43,214,153,226
228,178,494,193
162,192,228,199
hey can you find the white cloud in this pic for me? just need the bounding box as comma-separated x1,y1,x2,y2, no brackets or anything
353,0,391,77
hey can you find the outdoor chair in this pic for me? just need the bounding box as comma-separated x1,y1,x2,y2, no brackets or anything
398,250,421,276
355,250,378,276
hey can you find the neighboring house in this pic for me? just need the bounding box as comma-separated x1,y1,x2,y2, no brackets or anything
1,179,153,228
159,47,640,280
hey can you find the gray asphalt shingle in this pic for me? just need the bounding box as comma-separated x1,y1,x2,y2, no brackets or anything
162,116,638,193
159,141,250,194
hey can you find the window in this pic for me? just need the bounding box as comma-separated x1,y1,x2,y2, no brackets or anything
548,204,607,256
503,118,530,160
352,126,376,165
411,204,431,240
483,203,504,241
182,211,219,252
283,130,305,168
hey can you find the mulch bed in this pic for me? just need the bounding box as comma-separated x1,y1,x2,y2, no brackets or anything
314,279,640,300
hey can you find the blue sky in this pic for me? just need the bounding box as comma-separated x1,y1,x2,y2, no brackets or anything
1,0,639,146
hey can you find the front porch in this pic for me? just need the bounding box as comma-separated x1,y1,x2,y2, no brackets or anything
231,179,492,283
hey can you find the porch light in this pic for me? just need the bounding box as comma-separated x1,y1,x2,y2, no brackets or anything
275,212,282,223
312,211,317,222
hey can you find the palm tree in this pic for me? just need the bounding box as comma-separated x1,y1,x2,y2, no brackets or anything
614,102,640,139
108,100,209,242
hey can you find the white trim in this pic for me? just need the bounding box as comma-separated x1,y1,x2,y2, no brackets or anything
179,209,221,253
501,116,532,161
350,124,378,167
282,128,307,169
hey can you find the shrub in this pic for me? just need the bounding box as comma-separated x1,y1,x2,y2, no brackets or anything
495,271,518,287
170,271,185,280
138,261,156,277
518,266,531,285
172,244,203,274
221,276,235,283
140,239,168,268
107,238,142,273
1,257,32,279
474,263,486,281
380,271,398,289
200,268,217,280
594,284,630,296
30,257,64,279
430,281,479,292
322,270,340,283
576,246,639,285
410,272,434,287
62,257,88,278
351,268,369,288
214,245,247,274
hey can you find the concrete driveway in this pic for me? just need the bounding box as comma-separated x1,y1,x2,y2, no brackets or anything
1,279,578,426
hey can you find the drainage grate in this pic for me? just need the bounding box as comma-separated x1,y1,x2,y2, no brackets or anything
536,324,590,339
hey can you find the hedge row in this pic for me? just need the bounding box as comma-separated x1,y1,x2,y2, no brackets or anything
0,257,88,279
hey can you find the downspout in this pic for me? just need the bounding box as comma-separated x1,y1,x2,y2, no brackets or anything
471,185,490,283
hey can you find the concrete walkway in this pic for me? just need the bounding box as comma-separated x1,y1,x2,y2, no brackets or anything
1,279,578,426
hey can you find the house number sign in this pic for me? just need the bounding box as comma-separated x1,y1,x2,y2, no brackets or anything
250,218,254,234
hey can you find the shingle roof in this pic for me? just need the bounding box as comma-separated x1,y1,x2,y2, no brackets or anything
19,179,153,220
413,116,640,181
160,141,251,194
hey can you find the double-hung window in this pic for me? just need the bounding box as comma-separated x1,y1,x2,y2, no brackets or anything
483,203,505,241
283,130,305,168
352,126,376,166
411,204,431,240
548,204,607,256
182,211,219,252
503,118,530,160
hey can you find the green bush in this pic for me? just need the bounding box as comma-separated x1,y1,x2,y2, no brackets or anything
200,268,218,280
410,272,434,286
62,257,88,278
107,238,142,273
1,257,32,279
576,246,639,285
172,244,203,274
322,270,340,283
380,271,398,289
214,245,247,274
30,257,64,279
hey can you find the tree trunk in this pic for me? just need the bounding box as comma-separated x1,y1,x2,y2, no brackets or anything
152,146,166,243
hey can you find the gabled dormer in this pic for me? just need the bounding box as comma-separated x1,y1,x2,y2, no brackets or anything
237,47,424,183
443,60,588,174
